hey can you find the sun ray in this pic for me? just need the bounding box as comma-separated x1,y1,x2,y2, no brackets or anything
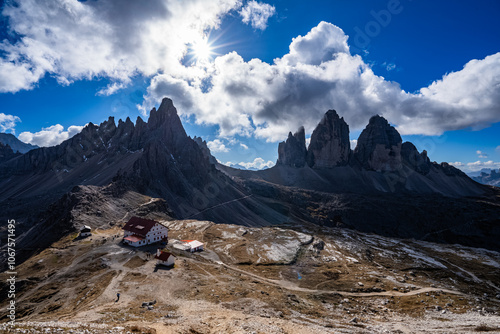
189,36,214,64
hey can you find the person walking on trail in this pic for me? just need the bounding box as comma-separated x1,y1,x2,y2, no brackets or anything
116,293,120,302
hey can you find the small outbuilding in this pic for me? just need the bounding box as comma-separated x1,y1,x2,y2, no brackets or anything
155,249,175,267
181,240,204,252
79,225,92,238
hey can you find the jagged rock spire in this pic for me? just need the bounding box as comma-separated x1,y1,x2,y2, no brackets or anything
353,115,402,172
277,126,307,167
306,110,350,168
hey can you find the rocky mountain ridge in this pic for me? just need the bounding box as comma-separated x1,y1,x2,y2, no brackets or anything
237,110,480,198
0,98,289,265
277,110,466,178
0,132,38,154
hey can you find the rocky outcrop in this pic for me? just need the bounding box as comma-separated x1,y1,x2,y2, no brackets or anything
401,142,431,175
306,110,350,168
0,142,21,163
353,115,402,172
193,136,218,165
277,127,307,167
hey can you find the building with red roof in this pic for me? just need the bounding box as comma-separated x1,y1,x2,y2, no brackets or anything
122,216,168,247
155,249,175,267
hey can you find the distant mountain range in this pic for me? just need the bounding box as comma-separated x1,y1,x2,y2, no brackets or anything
0,133,38,154
471,169,500,187
0,98,499,267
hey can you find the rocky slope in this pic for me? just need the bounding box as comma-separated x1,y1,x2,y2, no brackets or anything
0,99,285,225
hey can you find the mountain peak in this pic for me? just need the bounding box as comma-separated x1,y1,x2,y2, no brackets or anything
159,97,175,111
354,114,402,171
0,133,38,154
306,109,350,168
277,126,307,167
148,97,184,134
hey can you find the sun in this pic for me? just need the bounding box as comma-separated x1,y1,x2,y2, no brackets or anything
191,37,214,63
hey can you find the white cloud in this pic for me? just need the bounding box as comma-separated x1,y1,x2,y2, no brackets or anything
0,0,242,93
383,62,396,71
449,161,464,168
207,139,229,152
465,160,500,172
239,1,275,30
0,113,21,134
238,157,274,170
2,4,500,143
18,124,84,147
496,146,500,154
96,81,131,96
240,143,249,150
350,139,358,150
476,150,488,159
143,21,500,143
450,160,500,173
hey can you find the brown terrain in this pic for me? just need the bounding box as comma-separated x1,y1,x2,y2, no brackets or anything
1,206,499,333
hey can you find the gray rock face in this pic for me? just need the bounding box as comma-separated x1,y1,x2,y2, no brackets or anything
193,136,218,165
277,127,307,167
353,115,402,172
401,142,431,175
306,110,350,168
0,142,21,163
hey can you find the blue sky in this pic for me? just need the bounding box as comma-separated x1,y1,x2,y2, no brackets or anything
0,0,499,172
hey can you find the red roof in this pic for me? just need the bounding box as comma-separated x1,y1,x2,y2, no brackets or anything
155,251,173,261
124,234,144,243
122,217,158,236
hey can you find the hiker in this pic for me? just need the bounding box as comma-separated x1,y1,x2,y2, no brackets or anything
116,293,120,302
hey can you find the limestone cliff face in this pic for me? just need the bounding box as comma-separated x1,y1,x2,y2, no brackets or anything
353,115,402,172
306,110,350,168
193,136,218,165
277,127,307,167
401,142,431,175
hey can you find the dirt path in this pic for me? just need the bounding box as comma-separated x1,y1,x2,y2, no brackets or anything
212,259,463,297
